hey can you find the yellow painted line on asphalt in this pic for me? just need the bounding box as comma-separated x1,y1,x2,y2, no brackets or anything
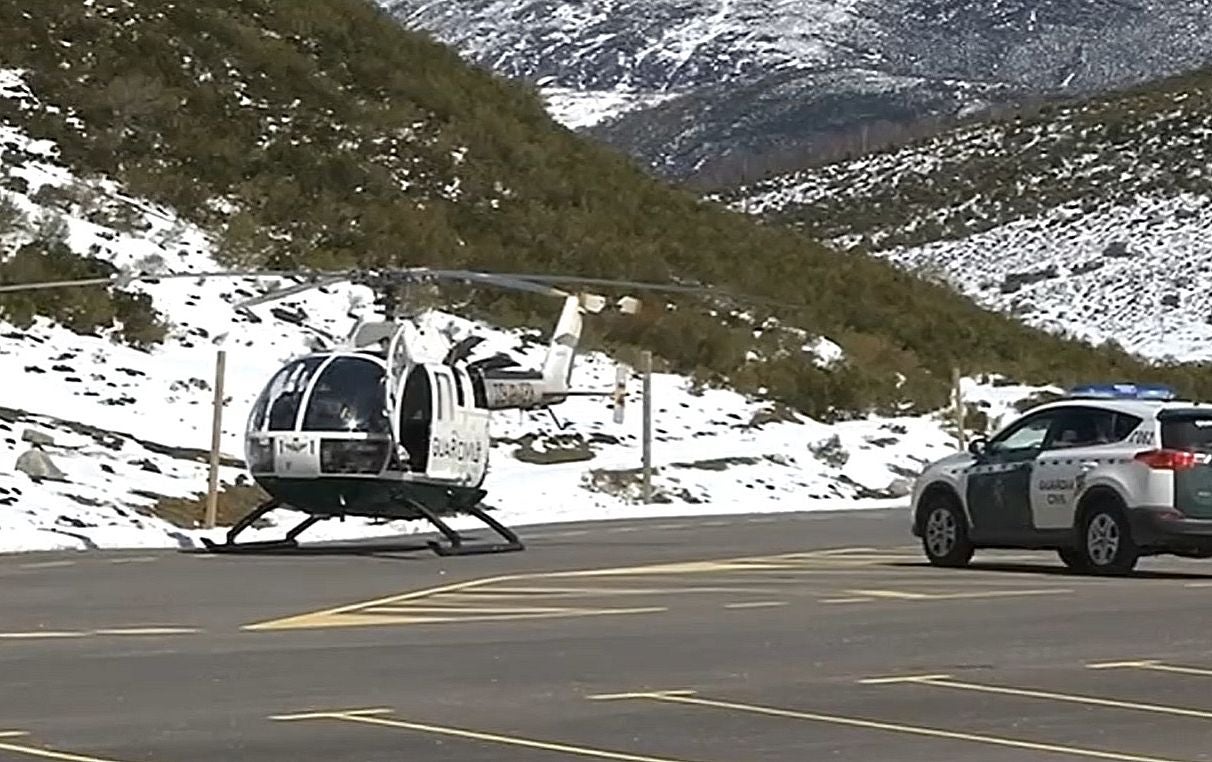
0,732,29,738
1089,660,1212,677
0,737,137,762
588,690,1192,762
272,706,708,762
859,674,954,684
861,673,1212,720
846,589,932,600
820,597,875,604
91,627,200,636
108,557,158,565
450,585,782,597
271,707,393,721
722,601,787,609
330,607,669,626
0,627,199,640
922,588,1073,600
364,605,583,615
243,572,529,630
243,544,968,631
845,588,1071,602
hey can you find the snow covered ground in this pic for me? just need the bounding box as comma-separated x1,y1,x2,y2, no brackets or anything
539,85,683,129
0,68,1045,554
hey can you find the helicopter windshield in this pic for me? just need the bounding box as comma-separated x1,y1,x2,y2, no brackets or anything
300,355,390,434
249,356,328,433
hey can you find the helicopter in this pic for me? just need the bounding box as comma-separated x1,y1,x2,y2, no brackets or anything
0,265,766,556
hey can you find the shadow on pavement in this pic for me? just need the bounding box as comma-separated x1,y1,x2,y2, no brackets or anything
885,560,1212,580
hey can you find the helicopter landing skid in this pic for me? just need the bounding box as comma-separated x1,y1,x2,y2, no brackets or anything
411,502,525,557
195,498,523,557
197,498,324,553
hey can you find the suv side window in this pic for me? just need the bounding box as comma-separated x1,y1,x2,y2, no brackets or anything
1042,407,1143,449
1113,412,1144,441
988,411,1057,454
1045,408,1117,449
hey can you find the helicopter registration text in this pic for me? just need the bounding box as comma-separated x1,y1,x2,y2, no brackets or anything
483,379,543,409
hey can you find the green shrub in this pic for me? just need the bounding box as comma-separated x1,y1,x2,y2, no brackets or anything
0,238,168,348
0,194,25,236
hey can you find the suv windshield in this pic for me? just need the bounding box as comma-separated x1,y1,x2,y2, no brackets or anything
1160,411,1212,452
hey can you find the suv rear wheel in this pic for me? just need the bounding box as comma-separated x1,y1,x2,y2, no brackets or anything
1079,500,1139,576
920,492,974,567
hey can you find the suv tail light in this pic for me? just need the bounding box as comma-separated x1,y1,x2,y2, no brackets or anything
1134,449,1198,470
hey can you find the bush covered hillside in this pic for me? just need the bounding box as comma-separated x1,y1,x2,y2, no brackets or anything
726,67,1212,363
731,67,1212,250
3,1,1212,419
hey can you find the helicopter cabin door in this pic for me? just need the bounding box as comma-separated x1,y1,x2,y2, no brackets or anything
396,366,432,474
426,366,464,482
384,324,413,468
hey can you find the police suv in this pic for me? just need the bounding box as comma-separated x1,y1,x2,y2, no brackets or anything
911,383,1212,575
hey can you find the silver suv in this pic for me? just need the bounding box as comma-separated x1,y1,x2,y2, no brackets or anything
911,383,1212,575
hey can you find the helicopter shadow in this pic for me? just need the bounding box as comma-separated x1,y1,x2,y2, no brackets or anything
180,538,440,560
884,560,1212,581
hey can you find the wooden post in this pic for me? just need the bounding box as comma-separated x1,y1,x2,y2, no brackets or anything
641,350,653,504
952,365,966,451
204,349,226,530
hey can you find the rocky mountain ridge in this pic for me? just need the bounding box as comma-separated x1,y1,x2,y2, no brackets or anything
379,0,1212,184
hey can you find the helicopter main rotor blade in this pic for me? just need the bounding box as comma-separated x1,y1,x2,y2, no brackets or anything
413,269,573,299
0,276,116,293
484,272,800,309
0,269,339,295
0,265,800,314
235,273,357,309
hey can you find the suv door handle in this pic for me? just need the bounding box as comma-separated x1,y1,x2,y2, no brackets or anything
1080,461,1099,471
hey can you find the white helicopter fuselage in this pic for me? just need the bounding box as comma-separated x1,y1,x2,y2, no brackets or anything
244,293,599,499
245,352,492,489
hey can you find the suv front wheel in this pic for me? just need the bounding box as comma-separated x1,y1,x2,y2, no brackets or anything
920,493,975,567
1079,500,1139,576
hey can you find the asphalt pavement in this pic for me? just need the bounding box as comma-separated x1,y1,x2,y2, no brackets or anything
3,507,1212,761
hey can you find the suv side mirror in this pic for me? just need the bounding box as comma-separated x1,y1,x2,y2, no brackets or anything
968,436,989,456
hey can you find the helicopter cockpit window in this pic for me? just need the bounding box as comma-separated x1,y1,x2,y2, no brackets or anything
250,356,328,432
301,356,390,434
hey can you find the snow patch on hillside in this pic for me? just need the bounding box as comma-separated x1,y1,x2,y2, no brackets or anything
540,86,683,129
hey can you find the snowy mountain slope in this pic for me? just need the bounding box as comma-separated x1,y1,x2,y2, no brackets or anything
590,67,1020,182
379,0,1212,182
724,67,1212,363
0,67,1036,555
882,194,1212,363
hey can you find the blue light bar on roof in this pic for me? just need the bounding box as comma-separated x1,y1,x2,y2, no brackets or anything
1066,382,1178,401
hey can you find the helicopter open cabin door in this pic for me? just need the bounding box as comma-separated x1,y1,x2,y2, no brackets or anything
427,365,489,484
393,364,487,483
383,323,412,467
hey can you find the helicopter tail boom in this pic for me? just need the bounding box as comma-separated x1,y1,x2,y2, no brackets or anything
539,294,586,405
475,293,626,410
